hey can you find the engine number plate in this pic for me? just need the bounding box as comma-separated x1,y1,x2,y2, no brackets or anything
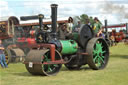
29,62,33,68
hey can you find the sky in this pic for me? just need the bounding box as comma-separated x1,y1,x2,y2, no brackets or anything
0,0,128,25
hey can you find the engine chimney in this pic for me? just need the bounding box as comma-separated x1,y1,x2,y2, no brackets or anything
51,4,58,35
105,20,109,39
126,23,128,34
38,14,44,30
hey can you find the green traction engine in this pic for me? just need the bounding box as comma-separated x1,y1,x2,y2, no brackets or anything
23,4,109,76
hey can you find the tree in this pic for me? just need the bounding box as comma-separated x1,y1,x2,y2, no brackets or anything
73,16,81,25
74,14,102,26
89,16,95,25
79,14,88,24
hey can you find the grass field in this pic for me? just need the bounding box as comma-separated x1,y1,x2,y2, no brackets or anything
0,43,128,85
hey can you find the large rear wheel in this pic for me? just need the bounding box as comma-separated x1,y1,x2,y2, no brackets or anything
86,38,109,70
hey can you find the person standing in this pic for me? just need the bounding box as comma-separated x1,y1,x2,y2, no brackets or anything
67,17,74,33
73,21,81,32
93,17,102,37
57,24,69,40
0,40,8,68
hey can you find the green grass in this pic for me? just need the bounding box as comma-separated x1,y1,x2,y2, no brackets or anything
0,43,128,85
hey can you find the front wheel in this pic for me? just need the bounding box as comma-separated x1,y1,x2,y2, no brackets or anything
86,38,109,70
25,49,62,76
42,50,62,76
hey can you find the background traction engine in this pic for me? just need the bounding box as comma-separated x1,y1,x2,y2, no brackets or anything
0,16,25,64
23,4,109,76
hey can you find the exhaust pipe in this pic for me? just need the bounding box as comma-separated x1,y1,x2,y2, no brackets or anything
51,4,58,35
38,14,44,30
20,14,44,30
126,23,128,34
105,20,109,39
20,15,42,21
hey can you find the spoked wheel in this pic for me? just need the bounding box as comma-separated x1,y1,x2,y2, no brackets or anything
4,49,11,64
86,38,109,70
42,50,62,76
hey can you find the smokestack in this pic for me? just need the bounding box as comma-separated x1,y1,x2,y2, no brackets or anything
126,23,128,34
51,4,58,34
105,20,109,39
38,14,44,30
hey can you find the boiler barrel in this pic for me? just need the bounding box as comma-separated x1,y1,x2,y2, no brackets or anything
60,40,78,55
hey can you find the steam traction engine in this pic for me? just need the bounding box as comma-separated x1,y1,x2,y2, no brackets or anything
0,16,25,64
24,4,109,76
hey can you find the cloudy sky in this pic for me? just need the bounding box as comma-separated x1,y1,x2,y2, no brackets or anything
0,0,128,25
